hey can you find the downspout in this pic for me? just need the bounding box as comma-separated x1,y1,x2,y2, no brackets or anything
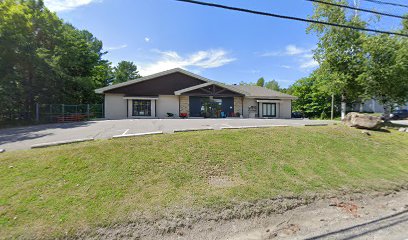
257,102,260,118
241,97,244,117
126,99,129,118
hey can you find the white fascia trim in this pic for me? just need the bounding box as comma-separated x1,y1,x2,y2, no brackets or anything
256,100,283,103
174,82,213,95
247,96,298,100
124,97,158,100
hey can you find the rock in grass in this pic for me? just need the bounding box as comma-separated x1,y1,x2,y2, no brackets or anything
343,112,382,130
361,130,371,136
398,128,407,132
0,149,5,153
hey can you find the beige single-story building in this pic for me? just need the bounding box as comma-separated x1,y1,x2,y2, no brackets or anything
95,68,297,119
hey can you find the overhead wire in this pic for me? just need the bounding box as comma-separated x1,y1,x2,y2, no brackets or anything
174,0,408,37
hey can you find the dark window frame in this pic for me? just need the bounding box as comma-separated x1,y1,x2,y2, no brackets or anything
262,103,277,117
132,100,152,116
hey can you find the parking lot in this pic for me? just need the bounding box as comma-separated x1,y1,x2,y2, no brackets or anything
0,118,338,151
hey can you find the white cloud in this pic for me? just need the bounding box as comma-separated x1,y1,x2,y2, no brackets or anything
285,45,309,55
144,37,150,43
44,0,101,12
261,45,310,57
280,65,292,69
105,44,128,51
138,49,236,76
261,44,319,70
300,58,319,69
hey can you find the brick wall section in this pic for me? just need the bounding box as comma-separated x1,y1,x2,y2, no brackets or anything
180,96,190,116
234,97,243,115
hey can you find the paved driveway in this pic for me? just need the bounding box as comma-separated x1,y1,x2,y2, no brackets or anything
393,120,408,126
0,119,335,151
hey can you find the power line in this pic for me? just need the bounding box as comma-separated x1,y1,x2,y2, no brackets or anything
362,0,408,9
307,0,408,20
174,0,408,37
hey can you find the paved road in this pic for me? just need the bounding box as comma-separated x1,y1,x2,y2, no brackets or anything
393,120,408,126
0,119,335,151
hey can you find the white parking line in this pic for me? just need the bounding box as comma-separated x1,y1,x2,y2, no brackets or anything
122,129,130,135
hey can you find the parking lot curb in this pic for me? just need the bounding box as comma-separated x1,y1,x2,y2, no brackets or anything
221,125,288,130
173,127,214,133
31,138,95,149
304,124,328,127
112,131,163,139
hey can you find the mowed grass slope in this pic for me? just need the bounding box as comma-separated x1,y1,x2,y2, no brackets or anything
1,125,408,238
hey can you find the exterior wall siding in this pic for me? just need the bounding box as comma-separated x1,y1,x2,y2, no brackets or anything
104,93,127,119
234,97,243,116
157,95,180,118
243,98,257,118
104,95,292,119
279,99,292,119
180,96,189,116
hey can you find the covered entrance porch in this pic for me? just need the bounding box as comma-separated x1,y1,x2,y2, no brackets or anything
175,82,244,118
189,96,234,118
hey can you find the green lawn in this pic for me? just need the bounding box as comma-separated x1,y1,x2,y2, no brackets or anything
1,125,408,238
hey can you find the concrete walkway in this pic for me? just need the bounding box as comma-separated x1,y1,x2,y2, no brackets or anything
0,118,335,151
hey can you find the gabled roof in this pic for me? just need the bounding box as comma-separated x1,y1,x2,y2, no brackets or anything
95,68,246,95
231,85,297,99
95,68,296,99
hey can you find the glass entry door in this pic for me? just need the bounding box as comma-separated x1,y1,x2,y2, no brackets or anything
262,103,276,117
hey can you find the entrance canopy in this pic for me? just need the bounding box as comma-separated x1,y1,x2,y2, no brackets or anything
175,83,244,97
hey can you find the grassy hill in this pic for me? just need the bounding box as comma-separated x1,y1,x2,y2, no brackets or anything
0,125,407,238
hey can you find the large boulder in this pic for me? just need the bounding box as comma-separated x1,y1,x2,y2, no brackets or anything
343,112,382,130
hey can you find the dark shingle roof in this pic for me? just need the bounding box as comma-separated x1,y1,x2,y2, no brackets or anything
230,85,297,99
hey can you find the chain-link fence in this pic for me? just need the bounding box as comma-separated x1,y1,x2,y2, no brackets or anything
37,104,104,123
0,104,104,128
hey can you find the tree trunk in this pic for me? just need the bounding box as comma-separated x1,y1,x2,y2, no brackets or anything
341,94,347,120
383,104,391,122
25,67,34,121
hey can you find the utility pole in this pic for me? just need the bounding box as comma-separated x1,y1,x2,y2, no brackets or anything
331,94,334,120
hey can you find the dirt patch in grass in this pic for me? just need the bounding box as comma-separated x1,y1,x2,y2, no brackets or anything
78,188,408,239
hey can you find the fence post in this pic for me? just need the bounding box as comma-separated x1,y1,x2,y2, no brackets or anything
35,103,40,122
87,104,90,120
62,104,65,123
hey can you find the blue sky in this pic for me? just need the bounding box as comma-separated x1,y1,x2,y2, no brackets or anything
45,0,407,88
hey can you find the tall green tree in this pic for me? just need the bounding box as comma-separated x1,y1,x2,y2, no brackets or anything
290,75,337,118
265,80,280,91
359,34,408,120
0,0,109,122
113,61,141,84
256,77,265,87
308,0,366,119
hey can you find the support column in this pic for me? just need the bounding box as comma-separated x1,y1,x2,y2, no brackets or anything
180,96,190,116
233,97,243,116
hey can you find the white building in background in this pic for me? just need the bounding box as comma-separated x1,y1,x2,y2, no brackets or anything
351,99,408,113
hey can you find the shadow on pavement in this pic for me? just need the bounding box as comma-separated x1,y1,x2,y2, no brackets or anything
0,121,92,145
306,210,408,240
